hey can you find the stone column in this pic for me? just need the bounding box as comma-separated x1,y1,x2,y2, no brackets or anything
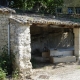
10,22,32,79
73,28,80,62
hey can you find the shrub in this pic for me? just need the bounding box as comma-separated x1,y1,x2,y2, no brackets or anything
0,68,6,80
12,69,19,80
0,45,13,75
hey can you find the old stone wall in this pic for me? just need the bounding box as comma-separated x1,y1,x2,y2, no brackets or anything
31,27,74,55
10,21,32,79
0,13,10,52
0,13,32,79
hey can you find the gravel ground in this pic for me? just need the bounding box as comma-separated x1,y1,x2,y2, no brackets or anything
31,62,80,80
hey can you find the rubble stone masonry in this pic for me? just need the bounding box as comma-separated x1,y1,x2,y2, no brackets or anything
10,21,32,79
1,7,80,79
0,13,10,52
0,12,32,79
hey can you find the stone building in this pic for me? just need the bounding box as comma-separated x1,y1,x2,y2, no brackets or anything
0,6,80,79
63,0,80,14
58,0,80,14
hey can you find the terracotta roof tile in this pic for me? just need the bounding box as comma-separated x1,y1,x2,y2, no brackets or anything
9,15,80,27
0,6,15,13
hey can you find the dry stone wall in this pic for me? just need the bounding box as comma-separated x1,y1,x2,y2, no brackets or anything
0,12,32,79
0,13,10,52
31,28,74,55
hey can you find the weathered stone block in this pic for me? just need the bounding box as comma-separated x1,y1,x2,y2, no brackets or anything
74,38,80,45
74,45,80,50
51,56,76,63
74,50,80,57
74,28,80,38
50,49,73,57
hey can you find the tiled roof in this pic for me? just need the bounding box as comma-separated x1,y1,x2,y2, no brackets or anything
0,6,15,13
9,14,80,28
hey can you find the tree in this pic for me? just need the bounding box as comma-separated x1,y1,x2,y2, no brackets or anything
8,0,63,14
0,0,8,6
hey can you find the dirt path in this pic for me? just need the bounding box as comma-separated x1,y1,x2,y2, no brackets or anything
31,62,80,80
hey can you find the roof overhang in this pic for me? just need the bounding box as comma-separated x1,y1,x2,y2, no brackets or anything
9,15,80,28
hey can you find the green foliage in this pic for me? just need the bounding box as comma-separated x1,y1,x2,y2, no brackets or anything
0,68,6,80
0,45,20,80
8,0,63,14
12,69,19,80
0,45,13,75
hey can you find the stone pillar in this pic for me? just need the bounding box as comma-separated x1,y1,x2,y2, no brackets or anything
10,22,32,79
73,28,80,61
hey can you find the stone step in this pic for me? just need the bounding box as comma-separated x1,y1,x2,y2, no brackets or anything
50,56,76,63
50,49,73,57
